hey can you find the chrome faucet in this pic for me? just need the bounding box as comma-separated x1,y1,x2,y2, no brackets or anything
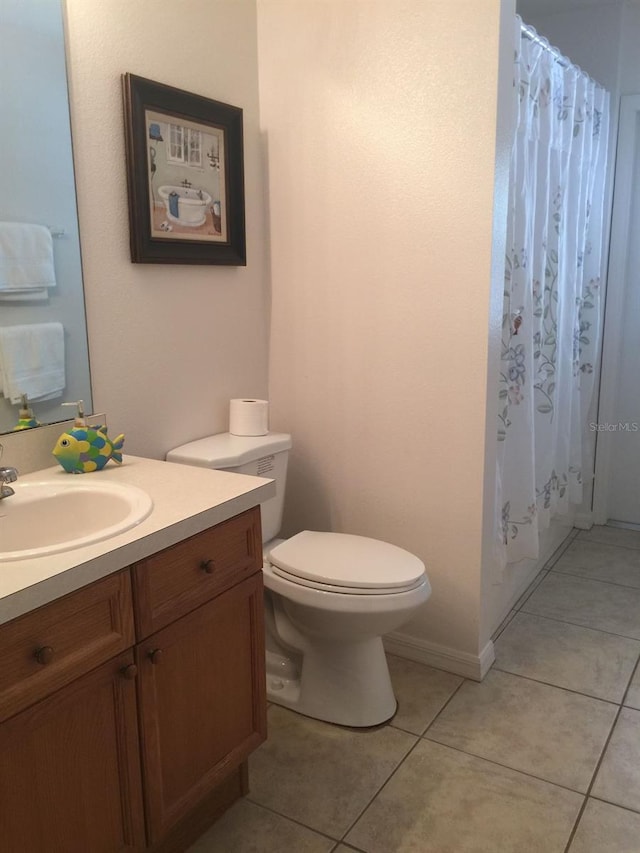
0,444,18,499
0,467,18,499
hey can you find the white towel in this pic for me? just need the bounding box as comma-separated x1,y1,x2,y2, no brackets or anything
0,323,65,404
0,222,56,300
0,289,49,303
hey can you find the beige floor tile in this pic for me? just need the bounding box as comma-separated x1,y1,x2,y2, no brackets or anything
345,739,582,853
578,525,640,550
592,707,640,812
494,612,640,701
568,798,640,853
387,655,463,735
624,665,640,710
248,706,417,837
523,572,640,638
186,798,335,853
553,541,640,588
425,669,616,792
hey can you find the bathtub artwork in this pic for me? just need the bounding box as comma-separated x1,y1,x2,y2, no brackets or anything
145,109,226,242
123,74,246,264
158,185,212,228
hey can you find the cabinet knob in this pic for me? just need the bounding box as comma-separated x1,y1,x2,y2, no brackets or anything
148,648,164,665
34,646,54,665
120,663,138,680
200,558,215,574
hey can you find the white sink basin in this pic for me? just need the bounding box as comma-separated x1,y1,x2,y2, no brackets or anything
0,478,153,561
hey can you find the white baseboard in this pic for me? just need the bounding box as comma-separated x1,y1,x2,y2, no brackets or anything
384,632,495,682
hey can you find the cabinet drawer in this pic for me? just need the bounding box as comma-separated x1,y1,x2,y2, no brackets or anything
0,570,134,723
132,506,262,638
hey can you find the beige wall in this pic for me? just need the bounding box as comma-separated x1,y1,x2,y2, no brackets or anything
63,0,515,664
64,0,268,459
258,0,509,659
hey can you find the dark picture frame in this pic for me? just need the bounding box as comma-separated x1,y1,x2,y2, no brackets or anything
122,73,246,265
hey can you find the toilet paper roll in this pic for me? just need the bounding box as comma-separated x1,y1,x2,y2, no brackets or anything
229,398,269,436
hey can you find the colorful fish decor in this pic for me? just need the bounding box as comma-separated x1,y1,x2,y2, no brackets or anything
53,424,125,474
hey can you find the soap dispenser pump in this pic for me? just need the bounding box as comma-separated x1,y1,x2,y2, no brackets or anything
62,399,87,427
12,395,41,431
53,401,125,474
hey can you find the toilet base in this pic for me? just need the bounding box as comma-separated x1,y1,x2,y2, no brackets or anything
265,636,397,727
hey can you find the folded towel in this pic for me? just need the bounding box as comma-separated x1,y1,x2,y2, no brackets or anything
0,322,65,404
0,222,56,298
0,289,49,303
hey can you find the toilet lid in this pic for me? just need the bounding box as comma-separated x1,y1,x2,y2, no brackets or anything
268,531,425,590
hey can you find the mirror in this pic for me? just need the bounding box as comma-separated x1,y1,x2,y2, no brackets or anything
0,0,92,434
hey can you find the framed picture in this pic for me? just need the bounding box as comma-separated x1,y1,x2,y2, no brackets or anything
122,73,246,265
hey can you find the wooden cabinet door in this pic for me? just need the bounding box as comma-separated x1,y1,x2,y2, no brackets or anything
0,651,145,853
136,572,266,844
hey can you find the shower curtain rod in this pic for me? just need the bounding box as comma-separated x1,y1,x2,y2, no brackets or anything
520,21,570,69
520,21,602,87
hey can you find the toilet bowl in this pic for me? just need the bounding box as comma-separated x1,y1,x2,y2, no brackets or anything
263,531,431,726
167,432,432,727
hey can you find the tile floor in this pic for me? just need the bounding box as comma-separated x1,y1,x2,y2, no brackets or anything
188,525,640,852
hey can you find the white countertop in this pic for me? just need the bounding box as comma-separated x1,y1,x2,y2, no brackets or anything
0,455,275,625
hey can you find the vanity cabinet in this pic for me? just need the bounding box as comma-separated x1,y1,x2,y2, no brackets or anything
0,505,266,853
132,508,266,846
0,573,144,853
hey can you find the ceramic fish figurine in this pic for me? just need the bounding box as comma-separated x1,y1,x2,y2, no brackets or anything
53,425,125,474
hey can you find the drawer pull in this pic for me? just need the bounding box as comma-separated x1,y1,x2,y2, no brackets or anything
200,559,215,574
34,646,54,665
120,664,138,680
148,648,164,665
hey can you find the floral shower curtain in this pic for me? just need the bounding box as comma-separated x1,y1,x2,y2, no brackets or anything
496,17,610,569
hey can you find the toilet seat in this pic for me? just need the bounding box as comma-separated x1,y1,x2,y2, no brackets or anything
269,563,426,595
268,530,425,592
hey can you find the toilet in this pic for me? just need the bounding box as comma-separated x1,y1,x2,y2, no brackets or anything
167,432,431,727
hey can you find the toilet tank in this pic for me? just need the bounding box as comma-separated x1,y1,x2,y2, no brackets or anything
166,432,292,544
